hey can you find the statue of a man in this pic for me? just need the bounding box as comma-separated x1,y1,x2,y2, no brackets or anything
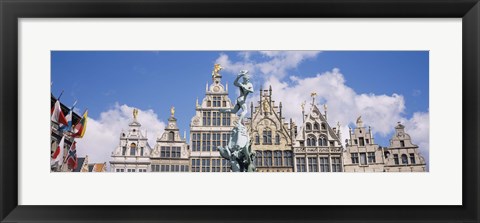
221,70,253,124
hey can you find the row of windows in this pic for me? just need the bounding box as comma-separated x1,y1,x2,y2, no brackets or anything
305,122,327,131
353,137,370,146
207,96,227,108
351,152,376,165
116,168,147,172
306,135,333,147
151,164,189,172
191,158,231,172
296,157,342,172
254,129,281,145
202,111,231,126
160,146,182,158
390,153,416,165
121,143,145,156
255,150,293,167
191,132,231,152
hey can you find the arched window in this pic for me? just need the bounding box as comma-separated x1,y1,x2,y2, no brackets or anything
283,151,293,166
307,135,316,146
169,131,174,141
274,151,282,166
263,128,272,145
256,151,262,166
255,134,260,145
275,134,280,145
306,123,312,131
319,135,327,146
401,154,408,164
313,123,319,130
130,143,137,156
264,151,272,167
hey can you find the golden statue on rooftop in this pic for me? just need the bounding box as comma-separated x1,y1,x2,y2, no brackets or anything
133,108,138,120
171,106,175,117
212,64,223,78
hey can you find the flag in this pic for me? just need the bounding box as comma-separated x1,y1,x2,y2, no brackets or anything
59,108,73,132
52,136,65,164
51,100,68,126
65,141,78,169
72,110,88,138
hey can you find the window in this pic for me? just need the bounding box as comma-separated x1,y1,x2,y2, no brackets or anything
212,133,221,151
122,146,127,155
212,112,220,126
308,157,318,172
319,157,330,172
332,157,342,172
264,151,272,167
202,133,208,151
256,151,263,166
263,129,272,145
139,169,147,172
192,159,200,172
161,165,166,172
401,154,408,164
410,153,416,164
165,146,171,158
213,96,221,107
283,151,293,166
313,123,319,130
169,131,175,141
192,133,200,151
296,157,306,172
222,100,227,107
151,165,160,172
400,140,405,147
354,139,358,145
202,111,211,126
207,101,211,107
365,139,370,144
180,165,185,172
275,134,280,145
130,143,137,156
202,159,210,172
274,151,282,166
212,159,221,172
222,133,230,147
165,165,170,172
359,137,365,146
222,114,230,126
360,153,367,165
306,123,312,131
255,134,260,145
222,159,231,172
351,153,359,164
384,151,390,158
160,146,166,157
367,152,376,163
307,135,316,147
393,154,399,164
321,123,326,130
140,147,144,156
319,136,327,146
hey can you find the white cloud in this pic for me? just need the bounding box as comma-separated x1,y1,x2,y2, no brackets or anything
216,51,320,79
75,104,166,168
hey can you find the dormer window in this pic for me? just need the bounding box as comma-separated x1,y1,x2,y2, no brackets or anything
169,131,175,141
321,123,326,130
307,135,316,147
313,123,319,131
400,140,405,147
306,123,312,131
130,143,137,156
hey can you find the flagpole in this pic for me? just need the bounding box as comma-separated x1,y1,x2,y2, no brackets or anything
57,90,64,100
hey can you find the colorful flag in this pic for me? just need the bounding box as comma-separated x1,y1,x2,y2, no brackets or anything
59,108,73,132
72,110,88,138
52,136,65,164
65,141,78,169
51,100,68,126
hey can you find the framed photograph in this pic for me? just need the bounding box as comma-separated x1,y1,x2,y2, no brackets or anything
1,0,479,222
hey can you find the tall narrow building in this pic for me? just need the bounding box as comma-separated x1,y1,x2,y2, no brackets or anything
292,95,343,172
150,107,190,172
246,86,294,172
383,122,426,172
189,65,237,172
110,109,152,172
343,116,385,172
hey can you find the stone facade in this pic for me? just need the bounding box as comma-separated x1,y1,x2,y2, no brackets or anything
343,117,385,172
245,86,295,172
293,99,343,172
383,123,426,172
110,116,152,173
150,108,190,172
188,73,237,172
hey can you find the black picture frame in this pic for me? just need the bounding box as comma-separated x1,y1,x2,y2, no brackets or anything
1,0,479,222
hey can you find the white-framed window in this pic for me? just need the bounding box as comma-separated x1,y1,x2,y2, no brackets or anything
410,153,416,164
319,157,330,172
367,152,376,163
296,157,306,172
331,157,342,172
308,157,318,172
351,153,359,164
401,154,408,164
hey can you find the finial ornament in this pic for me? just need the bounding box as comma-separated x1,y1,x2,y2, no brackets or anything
301,101,306,111
212,64,223,78
311,92,317,105
324,104,328,111
356,116,363,127
133,108,139,120
170,106,175,117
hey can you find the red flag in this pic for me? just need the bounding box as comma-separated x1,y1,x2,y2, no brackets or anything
65,141,78,169
51,100,68,126
52,136,65,162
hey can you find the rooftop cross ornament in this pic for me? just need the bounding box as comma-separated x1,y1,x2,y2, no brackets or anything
218,69,255,172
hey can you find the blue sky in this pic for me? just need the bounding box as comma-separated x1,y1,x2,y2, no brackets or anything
51,51,429,165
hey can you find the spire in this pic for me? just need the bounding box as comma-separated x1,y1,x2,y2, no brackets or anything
324,103,327,120
269,85,272,96
279,102,282,119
